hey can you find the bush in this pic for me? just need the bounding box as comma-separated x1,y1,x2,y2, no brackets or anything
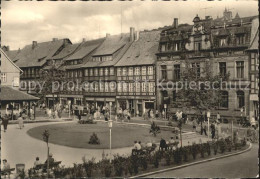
218,139,227,154
181,146,190,162
113,154,124,176
165,151,172,165
139,155,148,170
225,137,232,152
103,160,112,177
78,119,96,124
152,153,160,168
88,132,100,145
206,142,211,156
173,148,182,164
199,144,205,158
212,142,218,155
82,157,96,177
191,143,199,159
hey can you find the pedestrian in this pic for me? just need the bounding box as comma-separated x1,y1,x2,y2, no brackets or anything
210,122,215,139
217,112,221,123
104,111,109,121
2,114,9,132
150,110,154,119
127,111,131,122
192,119,196,132
78,112,81,121
1,159,11,178
18,113,24,129
203,124,207,136
155,110,159,118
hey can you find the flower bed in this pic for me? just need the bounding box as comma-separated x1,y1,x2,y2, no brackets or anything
27,137,248,178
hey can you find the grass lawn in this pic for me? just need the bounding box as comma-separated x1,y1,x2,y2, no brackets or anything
27,122,177,149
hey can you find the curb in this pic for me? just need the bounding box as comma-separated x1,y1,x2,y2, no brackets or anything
130,142,252,178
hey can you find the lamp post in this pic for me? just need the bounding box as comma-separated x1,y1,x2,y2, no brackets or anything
108,118,113,163
207,111,211,139
164,104,167,126
68,100,71,118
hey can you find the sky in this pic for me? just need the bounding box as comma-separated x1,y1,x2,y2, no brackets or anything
1,0,258,50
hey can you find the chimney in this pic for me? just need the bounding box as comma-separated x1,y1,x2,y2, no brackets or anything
106,33,110,38
135,31,139,41
130,27,135,42
32,41,37,49
173,18,178,28
82,38,86,42
3,46,10,51
52,38,58,42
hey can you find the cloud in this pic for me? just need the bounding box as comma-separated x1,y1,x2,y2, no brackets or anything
1,0,258,50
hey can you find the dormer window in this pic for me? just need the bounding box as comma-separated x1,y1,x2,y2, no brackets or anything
161,44,166,52
236,34,245,45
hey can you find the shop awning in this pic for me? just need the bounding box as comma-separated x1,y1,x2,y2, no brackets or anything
0,86,39,101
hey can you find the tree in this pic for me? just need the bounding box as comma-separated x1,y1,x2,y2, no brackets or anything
42,129,50,178
37,61,68,111
176,60,229,134
149,122,161,137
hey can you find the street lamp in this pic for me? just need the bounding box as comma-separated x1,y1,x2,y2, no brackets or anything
164,104,167,125
68,100,71,118
207,111,211,139
108,119,113,163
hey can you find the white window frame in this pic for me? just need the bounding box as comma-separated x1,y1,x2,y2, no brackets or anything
141,82,146,92
142,66,146,75
94,68,98,76
123,83,128,92
110,67,114,75
148,66,153,75
135,67,140,75
99,68,103,76
117,83,122,92
117,68,121,76
122,68,127,76
129,67,133,76
105,68,109,76
105,82,109,92
1,73,7,82
136,82,140,92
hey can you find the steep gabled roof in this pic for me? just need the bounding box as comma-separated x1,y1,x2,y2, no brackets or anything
83,34,131,68
115,30,160,67
0,48,22,72
92,34,129,56
3,49,20,62
65,38,105,61
51,43,81,60
13,39,66,68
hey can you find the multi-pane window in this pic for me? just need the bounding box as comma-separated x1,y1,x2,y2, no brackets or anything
105,68,109,76
105,82,109,92
1,73,7,82
99,68,103,76
110,82,116,92
122,68,127,76
117,68,121,76
89,69,93,76
148,66,153,75
117,83,122,92
129,67,133,76
129,83,134,92
94,83,98,92
84,69,88,76
236,61,244,78
173,64,181,80
236,35,245,45
78,70,82,77
84,83,89,92
161,65,167,80
237,91,245,108
192,63,200,77
148,82,154,92
100,82,104,92
135,67,140,75
136,82,140,92
194,42,201,51
74,71,78,78
220,91,229,108
110,67,114,75
141,82,146,92
142,66,146,75
123,83,128,92
219,62,226,77
94,68,98,76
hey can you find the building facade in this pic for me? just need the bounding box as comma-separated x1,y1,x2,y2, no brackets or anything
156,10,258,119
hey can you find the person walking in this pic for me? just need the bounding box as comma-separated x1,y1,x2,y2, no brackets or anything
202,124,207,136
2,114,9,132
18,113,24,129
210,122,215,139
192,119,197,132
